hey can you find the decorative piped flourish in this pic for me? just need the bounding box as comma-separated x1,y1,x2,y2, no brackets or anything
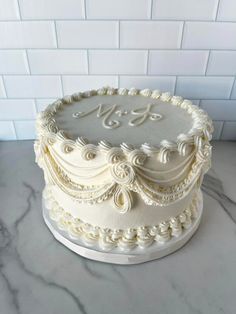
73,104,120,129
80,144,97,160
115,109,129,117
36,140,208,211
128,104,162,127
113,186,133,214
106,147,125,164
73,103,163,129
43,187,201,251
110,161,135,186
109,161,135,212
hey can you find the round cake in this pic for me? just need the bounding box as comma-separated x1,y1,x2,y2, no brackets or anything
34,87,213,264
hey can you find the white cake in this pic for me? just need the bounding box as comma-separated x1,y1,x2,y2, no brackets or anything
34,87,213,264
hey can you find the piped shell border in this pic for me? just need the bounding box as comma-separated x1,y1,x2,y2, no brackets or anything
43,185,201,252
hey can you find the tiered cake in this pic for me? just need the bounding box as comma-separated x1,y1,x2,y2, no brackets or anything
35,87,213,264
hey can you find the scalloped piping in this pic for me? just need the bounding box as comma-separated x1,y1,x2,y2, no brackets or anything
43,186,201,251
37,140,211,209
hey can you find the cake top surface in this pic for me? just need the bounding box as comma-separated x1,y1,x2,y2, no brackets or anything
55,93,192,147
36,87,213,154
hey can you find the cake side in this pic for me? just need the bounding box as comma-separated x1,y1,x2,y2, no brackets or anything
43,186,202,251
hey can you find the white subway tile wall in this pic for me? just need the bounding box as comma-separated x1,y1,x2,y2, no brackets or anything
86,0,152,20
4,76,62,98
119,76,176,92
14,120,36,140
0,99,36,120
212,121,224,140
35,99,56,112
207,51,236,75
62,76,118,94
57,21,119,48
217,0,236,21
0,77,6,98
231,81,236,99
221,122,236,140
0,0,20,20
0,0,236,140
0,121,16,140
0,50,29,74
19,0,85,20
28,50,88,74
152,0,219,20
89,50,148,74
0,21,57,48
148,50,209,75
176,76,234,99
120,21,183,48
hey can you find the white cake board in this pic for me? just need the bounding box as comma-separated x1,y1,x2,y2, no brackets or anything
42,191,203,265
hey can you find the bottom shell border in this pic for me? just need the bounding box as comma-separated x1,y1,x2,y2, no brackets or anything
42,190,203,265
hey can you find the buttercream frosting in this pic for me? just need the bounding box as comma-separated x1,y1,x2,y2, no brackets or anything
34,87,213,255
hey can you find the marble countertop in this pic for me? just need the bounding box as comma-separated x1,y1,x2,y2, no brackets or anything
0,140,236,314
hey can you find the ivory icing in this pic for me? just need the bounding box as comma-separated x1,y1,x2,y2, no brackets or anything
34,87,213,254
43,186,201,251
72,102,163,128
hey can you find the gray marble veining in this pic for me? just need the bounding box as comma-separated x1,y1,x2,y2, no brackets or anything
0,140,236,314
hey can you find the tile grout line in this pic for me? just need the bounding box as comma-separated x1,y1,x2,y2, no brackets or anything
204,50,211,75
150,0,154,19
53,21,64,95
2,74,236,78
1,75,8,98
174,76,177,94
54,21,59,48
219,121,225,139
118,20,120,49
16,0,22,19
1,18,236,23
60,75,64,94
1,48,236,52
229,77,236,99
12,120,18,139
25,49,31,74
215,0,221,21
34,98,38,113
146,50,150,75
83,0,87,19
87,50,90,74
1,118,36,122
180,21,185,49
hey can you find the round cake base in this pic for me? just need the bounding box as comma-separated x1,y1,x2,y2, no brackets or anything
42,191,203,265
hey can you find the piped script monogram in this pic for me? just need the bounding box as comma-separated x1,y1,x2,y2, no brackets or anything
72,104,163,129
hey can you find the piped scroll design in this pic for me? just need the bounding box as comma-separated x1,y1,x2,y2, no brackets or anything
113,186,133,214
110,161,136,213
72,103,163,129
73,104,120,129
129,104,162,127
35,136,210,214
